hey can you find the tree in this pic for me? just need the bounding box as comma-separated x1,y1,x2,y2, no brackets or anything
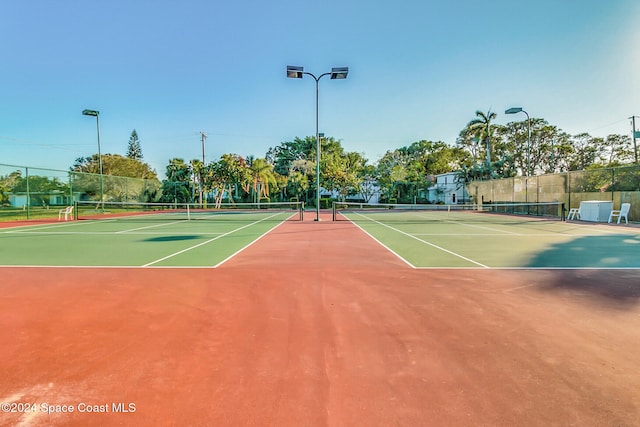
0,170,22,205
267,136,322,204
160,158,193,204
376,150,408,200
208,154,253,206
466,109,498,177
71,154,160,202
72,154,157,179
190,159,205,205
323,150,366,201
126,130,143,160
603,134,634,166
266,137,316,176
250,158,278,201
285,159,312,202
375,140,467,202
356,164,378,203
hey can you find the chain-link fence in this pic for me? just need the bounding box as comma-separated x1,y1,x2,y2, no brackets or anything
0,163,162,221
466,164,640,222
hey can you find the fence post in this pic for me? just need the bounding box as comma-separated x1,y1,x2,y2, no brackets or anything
68,171,73,206
567,171,571,209
611,168,615,202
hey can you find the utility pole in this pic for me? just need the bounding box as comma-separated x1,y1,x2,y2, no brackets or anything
200,131,208,164
630,116,638,164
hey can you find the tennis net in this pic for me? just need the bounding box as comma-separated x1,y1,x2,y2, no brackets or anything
75,201,305,221
332,201,565,222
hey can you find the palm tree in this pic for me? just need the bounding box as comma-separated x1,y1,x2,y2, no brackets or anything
467,109,497,178
190,159,205,205
250,158,277,202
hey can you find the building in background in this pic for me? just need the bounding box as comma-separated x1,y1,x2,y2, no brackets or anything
427,172,468,204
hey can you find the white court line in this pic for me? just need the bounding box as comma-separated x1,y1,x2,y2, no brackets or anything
1,230,224,236
413,212,520,235
349,212,490,268
0,219,118,233
412,232,543,236
142,212,283,267
212,219,287,268
336,220,416,268
566,223,640,235
116,220,184,233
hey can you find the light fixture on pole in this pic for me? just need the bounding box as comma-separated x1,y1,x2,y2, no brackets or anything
505,107,531,176
286,65,349,221
82,109,104,206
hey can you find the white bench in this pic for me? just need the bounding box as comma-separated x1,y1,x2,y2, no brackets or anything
58,206,74,221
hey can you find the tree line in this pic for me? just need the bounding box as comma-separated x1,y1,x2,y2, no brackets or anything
2,115,635,207
157,110,636,206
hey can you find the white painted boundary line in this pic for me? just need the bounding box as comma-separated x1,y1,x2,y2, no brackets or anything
0,219,118,233
349,212,490,268
142,212,284,267
116,220,184,233
413,212,520,235
412,233,581,237
1,230,225,236
212,219,288,268
347,221,416,268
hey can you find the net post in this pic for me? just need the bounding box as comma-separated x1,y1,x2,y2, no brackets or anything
332,201,336,221
187,203,191,221
73,200,78,220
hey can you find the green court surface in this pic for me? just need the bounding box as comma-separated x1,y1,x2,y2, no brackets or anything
1,209,639,269
340,210,640,269
0,213,292,267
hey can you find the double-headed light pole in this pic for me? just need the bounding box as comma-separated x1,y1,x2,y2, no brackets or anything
287,65,349,221
82,109,104,205
505,107,531,176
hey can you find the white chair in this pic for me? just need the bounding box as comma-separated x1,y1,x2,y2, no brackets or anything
58,206,74,221
567,207,581,220
608,203,630,224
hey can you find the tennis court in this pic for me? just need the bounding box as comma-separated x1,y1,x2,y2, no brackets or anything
334,202,640,269
2,201,639,269
1,205,639,426
0,201,305,267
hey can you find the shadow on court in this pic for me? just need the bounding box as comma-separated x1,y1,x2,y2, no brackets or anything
144,235,202,242
527,234,640,306
527,234,640,268
535,269,640,307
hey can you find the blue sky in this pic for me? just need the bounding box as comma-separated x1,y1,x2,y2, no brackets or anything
1,0,638,178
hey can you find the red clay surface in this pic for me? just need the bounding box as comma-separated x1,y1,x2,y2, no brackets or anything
1,212,639,426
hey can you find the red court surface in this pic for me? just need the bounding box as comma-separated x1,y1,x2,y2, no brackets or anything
1,212,639,426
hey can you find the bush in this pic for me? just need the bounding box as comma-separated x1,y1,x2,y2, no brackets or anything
320,197,332,209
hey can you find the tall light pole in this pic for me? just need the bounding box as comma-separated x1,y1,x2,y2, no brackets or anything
287,65,349,221
82,109,103,205
199,131,207,205
505,107,531,176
